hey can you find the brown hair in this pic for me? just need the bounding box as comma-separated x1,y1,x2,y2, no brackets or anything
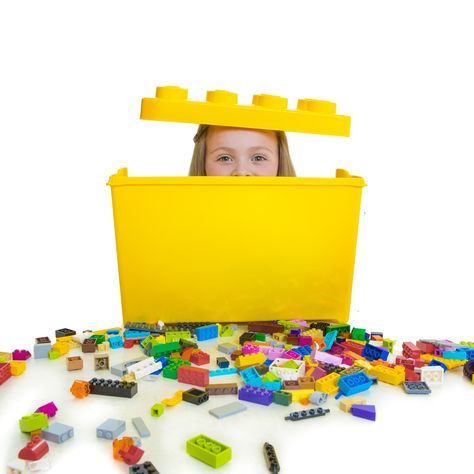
188,124,297,176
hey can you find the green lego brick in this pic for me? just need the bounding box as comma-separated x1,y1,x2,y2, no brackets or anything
220,325,234,337
163,359,191,379
254,332,266,342
351,328,367,341
277,320,302,330
383,338,395,353
149,341,181,358
89,334,106,344
282,360,298,369
272,390,292,406
186,434,232,468
19,413,49,433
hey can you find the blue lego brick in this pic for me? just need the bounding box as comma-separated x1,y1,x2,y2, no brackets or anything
463,348,474,360
263,359,273,366
338,372,373,396
361,343,389,362
292,346,313,357
209,368,238,377
195,324,219,341
96,418,126,439
124,330,151,340
108,335,124,349
403,381,431,394
216,357,230,368
263,380,282,391
320,330,338,352
106,329,120,335
239,367,262,387
41,422,74,443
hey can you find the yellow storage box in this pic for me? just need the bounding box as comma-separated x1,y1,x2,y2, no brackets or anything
108,168,365,324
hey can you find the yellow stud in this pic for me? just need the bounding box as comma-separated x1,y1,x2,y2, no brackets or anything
206,90,238,105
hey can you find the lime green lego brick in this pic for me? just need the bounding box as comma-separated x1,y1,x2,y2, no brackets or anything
383,338,396,353
140,335,155,349
48,350,60,360
282,360,298,369
19,413,49,433
165,331,191,343
220,325,234,337
186,434,232,468
141,87,351,137
262,372,280,383
327,324,351,335
277,320,302,330
150,403,164,417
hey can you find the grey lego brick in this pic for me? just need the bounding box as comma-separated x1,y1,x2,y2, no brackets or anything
403,381,431,394
217,343,239,355
111,357,147,377
132,417,151,438
41,422,74,443
209,402,247,419
96,418,126,439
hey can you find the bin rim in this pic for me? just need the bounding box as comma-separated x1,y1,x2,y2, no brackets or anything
107,168,366,188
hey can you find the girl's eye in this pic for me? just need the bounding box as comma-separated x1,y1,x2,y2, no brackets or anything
217,155,232,162
253,155,267,162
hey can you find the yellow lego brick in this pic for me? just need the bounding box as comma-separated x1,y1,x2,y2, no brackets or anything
282,389,315,403
10,360,26,376
303,355,318,368
140,86,351,137
367,365,405,385
273,333,287,343
98,341,110,352
354,360,372,371
301,328,323,339
162,390,184,407
235,352,266,368
68,341,81,350
0,351,11,362
339,396,367,413
52,341,69,356
420,354,466,370
122,374,135,383
154,335,166,344
315,372,340,395
56,335,73,343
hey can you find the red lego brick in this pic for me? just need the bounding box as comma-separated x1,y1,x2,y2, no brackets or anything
190,350,210,366
405,368,421,381
340,341,365,355
177,365,209,387
402,342,421,359
123,340,135,349
18,436,49,461
0,362,12,385
416,340,435,354
119,445,144,465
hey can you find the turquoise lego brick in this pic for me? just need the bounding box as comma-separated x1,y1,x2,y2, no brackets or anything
210,368,238,377
320,330,338,352
338,372,373,396
239,367,262,387
442,350,467,360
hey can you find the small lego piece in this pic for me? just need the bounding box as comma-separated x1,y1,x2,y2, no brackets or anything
127,357,162,379
263,442,280,474
12,349,31,360
150,403,164,417
94,353,110,370
190,350,211,366
339,396,367,413
18,436,49,461
186,434,232,468
10,360,26,376
33,337,52,359
81,338,97,353
272,390,292,406
183,388,209,405
240,366,263,387
35,402,58,418
420,366,444,384
195,324,219,341
6,459,26,474
463,360,474,379
132,417,151,438
0,361,12,385
216,357,230,368
66,356,83,371
161,390,184,407
113,437,135,460
19,413,49,433
217,342,239,355
41,422,74,443
120,445,145,465
403,381,431,394
351,404,376,421
309,391,328,405
55,328,76,338
209,402,247,419
70,380,90,398
129,461,160,473
210,367,238,377
97,418,126,439
284,407,330,421
337,372,373,396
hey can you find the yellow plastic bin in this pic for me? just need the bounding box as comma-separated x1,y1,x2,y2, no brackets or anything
108,168,366,324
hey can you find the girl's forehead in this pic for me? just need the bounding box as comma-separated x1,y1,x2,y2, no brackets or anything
207,126,277,145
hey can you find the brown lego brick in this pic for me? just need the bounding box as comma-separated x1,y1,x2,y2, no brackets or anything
247,322,284,334
66,356,83,371
298,376,315,389
205,383,238,395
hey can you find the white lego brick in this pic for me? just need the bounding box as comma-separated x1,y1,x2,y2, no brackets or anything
420,366,444,384
126,357,162,379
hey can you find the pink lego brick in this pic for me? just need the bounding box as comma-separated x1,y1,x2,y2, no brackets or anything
35,402,58,418
312,350,343,366
12,350,32,361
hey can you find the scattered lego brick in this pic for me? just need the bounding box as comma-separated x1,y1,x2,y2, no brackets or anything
41,422,74,443
263,442,280,474
12,349,31,361
238,385,273,406
131,417,151,438
195,324,219,341
129,461,160,473
70,380,91,398
66,356,83,371
284,407,330,421
309,391,328,405
94,352,110,370
209,402,247,419
182,388,209,405
403,381,431,394
97,418,126,439
19,413,49,433
178,365,209,387
35,402,58,418
186,434,232,469
161,390,183,407
89,378,138,398
205,383,238,395
18,436,49,461
351,404,376,421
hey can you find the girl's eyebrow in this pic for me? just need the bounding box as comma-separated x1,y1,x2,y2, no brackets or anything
209,145,274,154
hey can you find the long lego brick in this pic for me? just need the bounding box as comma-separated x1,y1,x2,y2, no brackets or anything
177,366,209,387
132,417,151,438
209,402,247,419
89,378,138,398
205,383,238,395
238,385,273,406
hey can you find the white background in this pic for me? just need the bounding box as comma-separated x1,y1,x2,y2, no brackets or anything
0,0,473,472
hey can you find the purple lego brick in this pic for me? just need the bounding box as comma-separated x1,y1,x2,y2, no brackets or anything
282,350,301,360
326,342,346,356
238,385,273,406
299,336,313,346
351,404,376,421
268,348,285,360
35,402,58,418
241,345,260,355
12,350,31,361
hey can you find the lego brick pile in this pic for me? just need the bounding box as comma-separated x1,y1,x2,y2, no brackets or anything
2,321,474,473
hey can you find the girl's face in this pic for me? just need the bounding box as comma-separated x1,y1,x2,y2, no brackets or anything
205,126,279,176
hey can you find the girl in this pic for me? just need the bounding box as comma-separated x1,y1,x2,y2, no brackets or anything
189,124,297,176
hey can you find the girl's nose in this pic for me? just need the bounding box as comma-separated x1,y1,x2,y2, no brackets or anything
232,168,252,176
